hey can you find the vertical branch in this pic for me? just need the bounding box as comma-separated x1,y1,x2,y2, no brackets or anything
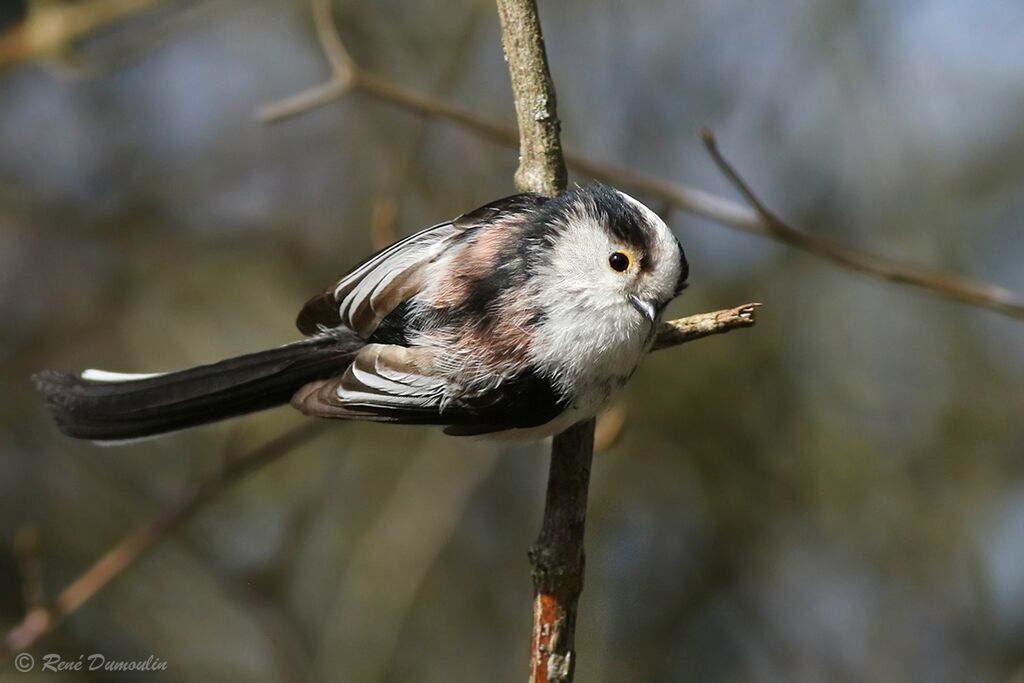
494,1,590,681
495,0,567,196
528,421,594,682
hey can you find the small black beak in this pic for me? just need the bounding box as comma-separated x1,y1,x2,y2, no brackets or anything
628,295,658,322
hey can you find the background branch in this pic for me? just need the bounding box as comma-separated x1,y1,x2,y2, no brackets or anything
1,422,330,659
259,11,1024,323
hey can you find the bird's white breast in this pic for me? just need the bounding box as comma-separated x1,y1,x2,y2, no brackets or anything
531,293,652,419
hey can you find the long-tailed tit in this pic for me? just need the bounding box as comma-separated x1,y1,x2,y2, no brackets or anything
34,184,689,443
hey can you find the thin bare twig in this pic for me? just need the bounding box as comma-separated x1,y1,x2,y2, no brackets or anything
696,129,1024,318
652,303,761,351
311,0,354,76
1,421,330,659
258,9,1024,323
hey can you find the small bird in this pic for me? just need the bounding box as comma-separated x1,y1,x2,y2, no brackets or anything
34,184,688,443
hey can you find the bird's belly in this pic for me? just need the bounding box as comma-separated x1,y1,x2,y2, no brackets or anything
489,323,651,442
568,321,651,406
569,355,641,415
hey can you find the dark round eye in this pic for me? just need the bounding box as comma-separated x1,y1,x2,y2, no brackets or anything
608,251,631,272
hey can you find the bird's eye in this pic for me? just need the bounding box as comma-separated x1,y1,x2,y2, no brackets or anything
608,251,631,272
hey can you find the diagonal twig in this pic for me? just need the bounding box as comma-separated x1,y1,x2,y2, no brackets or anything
258,6,1024,323
697,129,1023,317
652,303,760,351
1,421,331,659
311,0,354,76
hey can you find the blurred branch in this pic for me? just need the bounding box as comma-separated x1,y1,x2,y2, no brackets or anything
65,0,233,75
369,196,399,250
259,5,1024,323
13,526,46,614
0,0,166,70
1,421,330,660
696,129,1024,317
313,444,500,683
593,405,627,453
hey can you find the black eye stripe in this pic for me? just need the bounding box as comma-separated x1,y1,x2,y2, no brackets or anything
675,240,689,293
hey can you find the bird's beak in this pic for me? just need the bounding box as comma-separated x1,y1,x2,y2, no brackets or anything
628,294,658,322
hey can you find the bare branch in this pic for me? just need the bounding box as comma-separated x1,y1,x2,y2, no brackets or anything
529,421,592,683
490,2,594,681
257,79,350,124
255,0,357,123
652,303,761,351
311,0,355,77
1,422,330,659
495,0,567,196
257,12,1024,322
697,129,1024,318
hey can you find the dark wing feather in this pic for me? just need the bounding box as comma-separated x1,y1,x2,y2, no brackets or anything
450,192,547,229
296,193,549,338
296,291,343,335
291,343,566,433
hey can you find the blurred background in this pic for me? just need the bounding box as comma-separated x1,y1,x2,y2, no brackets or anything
2,0,1024,680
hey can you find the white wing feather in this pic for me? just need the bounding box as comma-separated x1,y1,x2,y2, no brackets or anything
333,222,457,337
336,344,451,411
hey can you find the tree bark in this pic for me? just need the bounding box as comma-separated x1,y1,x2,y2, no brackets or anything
494,2,591,681
495,0,567,197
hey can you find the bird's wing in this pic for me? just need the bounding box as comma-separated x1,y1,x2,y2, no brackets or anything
296,221,457,338
295,193,549,339
291,343,566,432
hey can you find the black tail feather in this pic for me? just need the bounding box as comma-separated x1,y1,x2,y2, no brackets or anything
33,331,364,442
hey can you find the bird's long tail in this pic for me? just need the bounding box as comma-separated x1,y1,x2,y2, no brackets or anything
32,331,364,443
